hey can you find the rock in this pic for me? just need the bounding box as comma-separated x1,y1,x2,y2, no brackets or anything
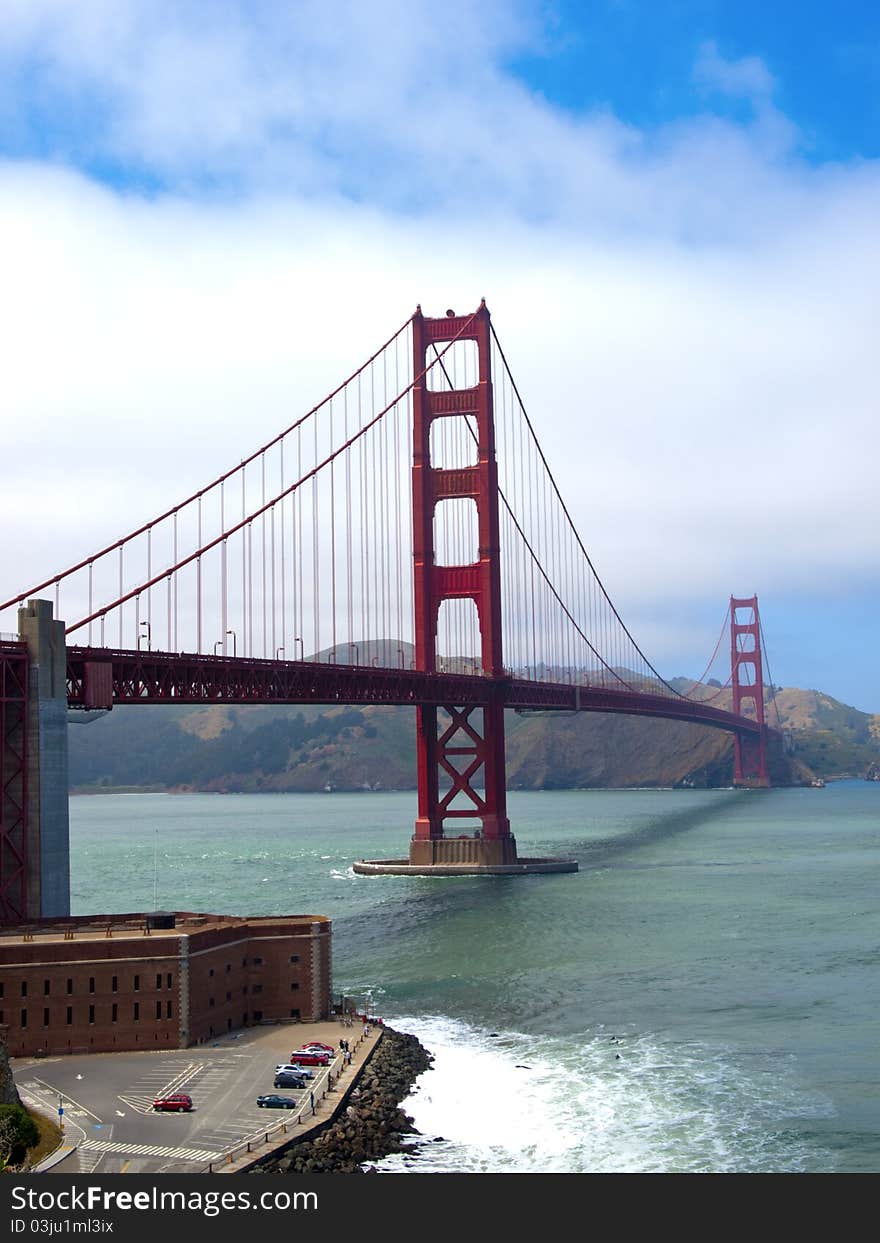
250,1026,434,1176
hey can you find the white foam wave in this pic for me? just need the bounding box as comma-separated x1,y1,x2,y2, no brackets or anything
371,1014,834,1174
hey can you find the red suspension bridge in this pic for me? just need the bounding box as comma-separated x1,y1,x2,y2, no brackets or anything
1,302,777,912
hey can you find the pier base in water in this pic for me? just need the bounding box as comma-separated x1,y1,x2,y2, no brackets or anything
353,834,578,876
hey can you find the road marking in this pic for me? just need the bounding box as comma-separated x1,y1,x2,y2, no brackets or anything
27,1077,103,1123
80,1139,220,1162
118,1094,162,1115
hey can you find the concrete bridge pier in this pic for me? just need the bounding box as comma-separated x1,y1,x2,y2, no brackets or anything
18,598,70,918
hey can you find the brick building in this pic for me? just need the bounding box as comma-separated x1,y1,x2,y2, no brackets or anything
0,910,332,1057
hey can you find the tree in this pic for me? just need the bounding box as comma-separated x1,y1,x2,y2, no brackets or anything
0,1104,40,1169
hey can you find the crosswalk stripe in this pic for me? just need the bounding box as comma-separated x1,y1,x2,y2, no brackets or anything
80,1139,219,1161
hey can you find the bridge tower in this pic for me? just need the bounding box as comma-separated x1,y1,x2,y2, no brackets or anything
730,595,770,787
409,301,516,867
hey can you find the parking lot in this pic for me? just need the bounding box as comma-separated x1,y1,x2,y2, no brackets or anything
14,1020,379,1174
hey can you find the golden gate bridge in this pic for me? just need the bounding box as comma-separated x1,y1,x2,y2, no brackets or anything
0,302,777,913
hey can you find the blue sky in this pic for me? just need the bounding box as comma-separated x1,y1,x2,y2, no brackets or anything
517,2,880,162
0,1,877,710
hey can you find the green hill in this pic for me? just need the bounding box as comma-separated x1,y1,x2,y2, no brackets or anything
67,683,878,794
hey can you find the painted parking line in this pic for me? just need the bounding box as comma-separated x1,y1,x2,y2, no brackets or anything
79,1139,220,1162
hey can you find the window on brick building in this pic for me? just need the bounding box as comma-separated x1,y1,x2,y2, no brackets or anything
225,991,231,1001
253,984,262,994
43,979,50,995
21,1009,27,1028
20,981,27,997
290,982,300,991
156,973,162,989
112,1004,118,1023
112,976,118,993
253,1010,262,1022
0,982,4,997
167,973,172,988
43,1008,49,1027
290,1008,300,1019
89,1005,95,1025
133,975,140,992
89,978,95,994
66,979,73,994
208,968,214,977
155,1002,161,1019
289,955,300,964
253,956,263,965
226,964,231,973
209,998,215,1008
66,1007,73,1025
134,1002,140,1020
166,1001,172,1018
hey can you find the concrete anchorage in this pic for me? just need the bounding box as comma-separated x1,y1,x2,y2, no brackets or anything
18,598,70,918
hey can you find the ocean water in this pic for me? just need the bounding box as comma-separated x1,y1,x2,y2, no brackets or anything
69,780,880,1173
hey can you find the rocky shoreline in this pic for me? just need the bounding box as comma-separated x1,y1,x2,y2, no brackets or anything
253,1027,433,1175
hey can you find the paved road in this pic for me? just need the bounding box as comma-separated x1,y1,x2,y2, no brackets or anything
14,1021,361,1174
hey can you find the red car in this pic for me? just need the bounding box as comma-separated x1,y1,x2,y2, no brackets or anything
152,1093,193,1112
288,1049,331,1066
299,1042,334,1054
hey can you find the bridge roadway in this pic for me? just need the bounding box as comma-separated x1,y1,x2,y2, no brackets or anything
16,1019,382,1175
67,648,763,738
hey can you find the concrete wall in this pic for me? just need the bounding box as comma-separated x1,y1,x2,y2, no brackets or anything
18,600,69,919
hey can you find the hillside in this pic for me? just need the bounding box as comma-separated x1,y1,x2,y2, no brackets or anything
67,682,878,794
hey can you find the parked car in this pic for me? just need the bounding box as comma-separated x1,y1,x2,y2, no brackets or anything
274,1071,307,1089
152,1093,193,1113
298,1042,335,1053
287,1049,330,1066
257,1094,298,1109
275,1063,314,1079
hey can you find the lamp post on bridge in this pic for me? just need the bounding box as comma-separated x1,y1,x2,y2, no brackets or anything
138,621,151,651
226,629,236,658
293,636,304,660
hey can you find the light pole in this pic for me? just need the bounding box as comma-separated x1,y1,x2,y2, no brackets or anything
226,629,236,658
213,640,223,655
276,646,285,660
138,621,151,651
349,643,359,665
294,636,304,660
397,647,405,668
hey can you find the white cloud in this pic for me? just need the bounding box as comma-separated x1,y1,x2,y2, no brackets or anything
0,3,877,702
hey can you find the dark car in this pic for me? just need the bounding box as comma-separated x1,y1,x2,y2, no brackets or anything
152,1093,193,1113
274,1071,307,1089
257,1094,298,1109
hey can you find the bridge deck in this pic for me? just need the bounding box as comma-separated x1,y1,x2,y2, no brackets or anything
67,648,763,736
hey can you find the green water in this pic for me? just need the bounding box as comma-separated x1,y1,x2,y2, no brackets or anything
70,781,880,1172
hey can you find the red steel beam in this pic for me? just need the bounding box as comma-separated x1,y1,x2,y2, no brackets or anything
67,647,765,737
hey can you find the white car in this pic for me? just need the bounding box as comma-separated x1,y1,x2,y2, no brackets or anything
275,1062,314,1078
